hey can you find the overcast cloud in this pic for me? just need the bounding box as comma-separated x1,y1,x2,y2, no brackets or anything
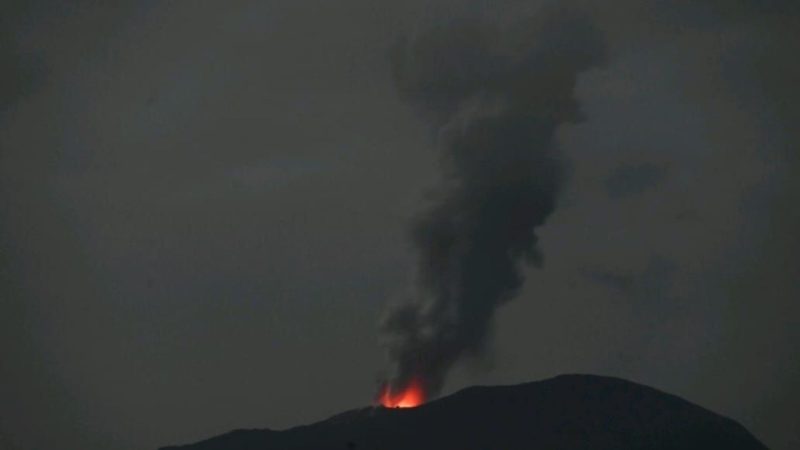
1,2,798,449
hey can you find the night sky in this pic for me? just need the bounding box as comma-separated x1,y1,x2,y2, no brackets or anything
1,2,798,450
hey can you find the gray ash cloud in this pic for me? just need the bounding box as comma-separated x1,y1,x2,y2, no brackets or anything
380,7,607,398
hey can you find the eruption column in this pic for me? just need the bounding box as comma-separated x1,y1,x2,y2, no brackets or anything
380,7,607,400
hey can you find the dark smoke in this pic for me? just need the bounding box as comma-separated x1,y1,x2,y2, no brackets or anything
380,7,606,399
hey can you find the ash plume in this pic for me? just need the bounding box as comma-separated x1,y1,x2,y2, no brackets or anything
380,7,606,399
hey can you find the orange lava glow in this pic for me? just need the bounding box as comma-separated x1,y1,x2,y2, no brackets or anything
378,379,426,408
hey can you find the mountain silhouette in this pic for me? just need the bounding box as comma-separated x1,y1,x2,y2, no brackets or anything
160,374,766,450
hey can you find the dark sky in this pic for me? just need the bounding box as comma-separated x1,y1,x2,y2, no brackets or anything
1,1,798,450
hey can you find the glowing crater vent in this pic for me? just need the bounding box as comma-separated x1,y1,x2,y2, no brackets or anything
378,378,425,408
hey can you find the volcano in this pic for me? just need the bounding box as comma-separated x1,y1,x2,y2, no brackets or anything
159,374,766,450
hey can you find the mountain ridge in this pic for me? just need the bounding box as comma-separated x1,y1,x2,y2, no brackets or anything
160,374,767,450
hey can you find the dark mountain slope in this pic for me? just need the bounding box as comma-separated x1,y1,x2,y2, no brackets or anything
161,374,766,450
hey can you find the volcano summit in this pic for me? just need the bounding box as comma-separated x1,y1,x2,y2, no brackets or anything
160,374,765,450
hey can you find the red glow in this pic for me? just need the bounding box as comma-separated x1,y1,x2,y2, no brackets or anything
378,379,426,408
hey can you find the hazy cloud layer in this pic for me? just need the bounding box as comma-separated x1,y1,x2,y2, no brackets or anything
1,1,798,450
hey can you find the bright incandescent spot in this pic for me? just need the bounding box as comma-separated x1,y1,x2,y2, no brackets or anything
378,378,425,408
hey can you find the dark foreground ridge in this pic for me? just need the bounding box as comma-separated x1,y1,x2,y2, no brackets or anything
160,374,767,450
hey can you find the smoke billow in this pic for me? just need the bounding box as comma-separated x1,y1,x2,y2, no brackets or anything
380,8,606,399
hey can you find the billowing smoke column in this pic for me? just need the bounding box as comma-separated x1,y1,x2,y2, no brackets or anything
380,8,606,401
